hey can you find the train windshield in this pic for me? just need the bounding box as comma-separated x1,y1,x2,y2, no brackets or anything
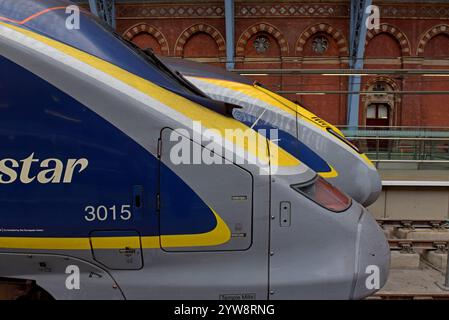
0,1,241,116
120,38,207,98
291,177,351,212
0,2,207,99
327,128,362,154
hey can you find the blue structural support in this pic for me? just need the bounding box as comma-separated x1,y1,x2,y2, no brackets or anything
88,0,99,16
88,0,116,29
347,0,372,129
225,0,235,70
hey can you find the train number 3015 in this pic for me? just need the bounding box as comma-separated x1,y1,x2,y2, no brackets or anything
84,205,132,222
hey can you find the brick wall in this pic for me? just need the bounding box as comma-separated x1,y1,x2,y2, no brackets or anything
115,1,449,127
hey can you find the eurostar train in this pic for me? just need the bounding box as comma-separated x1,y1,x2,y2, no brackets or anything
0,0,389,300
161,57,382,206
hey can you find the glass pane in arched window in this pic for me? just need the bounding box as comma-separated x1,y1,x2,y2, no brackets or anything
367,105,377,119
373,83,386,91
378,105,389,119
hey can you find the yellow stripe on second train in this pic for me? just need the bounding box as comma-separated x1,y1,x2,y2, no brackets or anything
190,76,298,117
0,22,299,169
190,76,342,135
189,76,338,177
250,85,375,168
254,85,376,168
254,84,341,132
318,165,338,178
190,77,374,168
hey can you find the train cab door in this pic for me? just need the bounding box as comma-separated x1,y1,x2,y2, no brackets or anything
157,128,254,252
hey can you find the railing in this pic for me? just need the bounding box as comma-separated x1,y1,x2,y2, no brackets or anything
337,127,449,169
339,126,449,138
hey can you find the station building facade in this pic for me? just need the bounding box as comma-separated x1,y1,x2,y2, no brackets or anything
111,0,449,127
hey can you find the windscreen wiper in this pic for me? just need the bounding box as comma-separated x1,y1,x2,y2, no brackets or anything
123,39,207,97
121,38,242,117
142,48,209,98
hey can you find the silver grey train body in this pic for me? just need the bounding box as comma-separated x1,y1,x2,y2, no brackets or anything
0,0,389,300
161,57,382,207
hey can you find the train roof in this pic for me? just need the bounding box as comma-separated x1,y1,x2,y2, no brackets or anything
160,56,254,86
0,0,236,116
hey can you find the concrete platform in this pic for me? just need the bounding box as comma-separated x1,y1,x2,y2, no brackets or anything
374,262,449,298
368,170,449,219
380,170,449,183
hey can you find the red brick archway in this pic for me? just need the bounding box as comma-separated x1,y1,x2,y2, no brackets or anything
122,23,169,55
366,24,411,56
417,24,449,56
236,23,289,57
295,23,348,56
174,23,226,57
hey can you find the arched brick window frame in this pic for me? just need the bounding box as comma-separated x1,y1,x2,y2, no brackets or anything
236,23,289,57
366,24,411,56
295,23,348,56
362,77,401,126
416,24,449,55
174,23,226,57
122,23,170,55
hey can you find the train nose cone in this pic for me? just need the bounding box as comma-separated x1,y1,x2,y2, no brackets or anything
361,169,382,207
351,209,390,299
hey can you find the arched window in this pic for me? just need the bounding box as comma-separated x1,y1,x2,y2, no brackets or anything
366,104,390,125
365,81,394,127
364,81,396,152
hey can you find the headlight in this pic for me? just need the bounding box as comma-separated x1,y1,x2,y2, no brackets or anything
291,176,352,212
